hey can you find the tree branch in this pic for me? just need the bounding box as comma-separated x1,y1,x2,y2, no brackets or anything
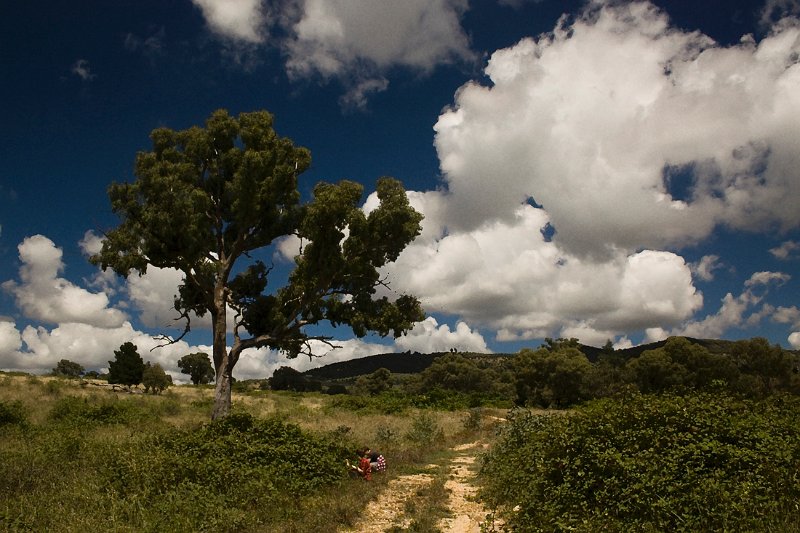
152,307,193,350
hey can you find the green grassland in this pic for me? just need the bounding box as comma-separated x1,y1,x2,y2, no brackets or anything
0,374,496,532
4,334,800,532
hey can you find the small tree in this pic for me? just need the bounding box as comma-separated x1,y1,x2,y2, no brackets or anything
269,366,308,391
354,367,393,395
108,342,145,386
52,359,84,379
514,346,593,407
142,362,171,394
91,109,424,419
177,352,215,385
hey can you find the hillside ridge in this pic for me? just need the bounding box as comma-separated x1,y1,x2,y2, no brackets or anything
301,336,767,380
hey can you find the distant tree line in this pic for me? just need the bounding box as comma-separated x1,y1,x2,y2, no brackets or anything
48,343,218,394
49,336,799,407
266,336,799,408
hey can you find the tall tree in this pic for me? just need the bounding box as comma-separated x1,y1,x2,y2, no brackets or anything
177,352,215,385
108,342,145,386
91,109,424,419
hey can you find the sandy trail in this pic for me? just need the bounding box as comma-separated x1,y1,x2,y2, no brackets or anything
343,441,501,532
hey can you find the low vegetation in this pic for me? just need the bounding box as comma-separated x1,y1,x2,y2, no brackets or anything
2,335,798,531
481,391,800,532
0,373,489,532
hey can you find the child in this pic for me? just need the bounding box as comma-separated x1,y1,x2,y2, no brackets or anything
368,449,387,473
347,448,372,481
357,448,372,481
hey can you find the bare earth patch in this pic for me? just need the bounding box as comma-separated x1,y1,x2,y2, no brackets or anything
344,441,502,532
438,441,497,533
341,471,435,532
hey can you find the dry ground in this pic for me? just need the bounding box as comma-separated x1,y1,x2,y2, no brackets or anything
343,440,502,533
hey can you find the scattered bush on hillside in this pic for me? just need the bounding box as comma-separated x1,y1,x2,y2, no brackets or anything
481,392,800,532
405,412,444,447
353,367,393,395
52,359,84,379
731,337,799,395
0,400,27,428
269,366,320,392
406,353,514,400
49,396,142,425
324,383,349,395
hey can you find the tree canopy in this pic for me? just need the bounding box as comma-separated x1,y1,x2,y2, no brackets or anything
142,362,171,394
177,352,215,385
52,359,84,379
92,109,424,418
108,342,145,386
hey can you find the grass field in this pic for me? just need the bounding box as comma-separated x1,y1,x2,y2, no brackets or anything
0,373,499,532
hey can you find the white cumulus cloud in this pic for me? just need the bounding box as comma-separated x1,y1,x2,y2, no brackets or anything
432,1,800,257
284,0,472,77
383,197,702,346
395,317,489,353
691,255,723,282
2,235,128,328
664,271,790,339
282,0,473,106
191,0,268,43
789,331,800,348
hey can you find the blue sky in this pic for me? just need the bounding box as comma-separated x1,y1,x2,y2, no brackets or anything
1,0,799,379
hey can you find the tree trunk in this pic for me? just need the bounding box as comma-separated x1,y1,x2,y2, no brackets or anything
211,285,231,420
212,364,232,420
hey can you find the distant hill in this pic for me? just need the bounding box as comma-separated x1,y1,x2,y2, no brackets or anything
302,352,448,381
302,337,793,381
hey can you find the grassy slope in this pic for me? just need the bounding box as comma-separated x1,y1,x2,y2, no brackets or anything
0,373,493,532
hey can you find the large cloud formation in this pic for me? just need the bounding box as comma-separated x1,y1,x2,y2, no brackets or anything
192,0,473,106
377,1,800,345
433,1,800,256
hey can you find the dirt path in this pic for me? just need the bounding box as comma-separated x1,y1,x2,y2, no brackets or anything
342,469,436,532
343,441,501,532
437,441,493,533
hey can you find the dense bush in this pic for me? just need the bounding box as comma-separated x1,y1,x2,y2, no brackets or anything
0,400,27,428
353,367,393,395
514,346,594,407
407,353,514,399
481,392,800,532
104,412,349,529
142,362,171,394
49,396,143,425
329,387,509,414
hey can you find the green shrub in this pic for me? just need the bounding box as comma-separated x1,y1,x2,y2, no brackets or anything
405,412,443,447
48,396,140,425
43,379,64,396
329,390,412,414
0,400,27,428
481,392,800,532
462,407,483,432
104,412,350,530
